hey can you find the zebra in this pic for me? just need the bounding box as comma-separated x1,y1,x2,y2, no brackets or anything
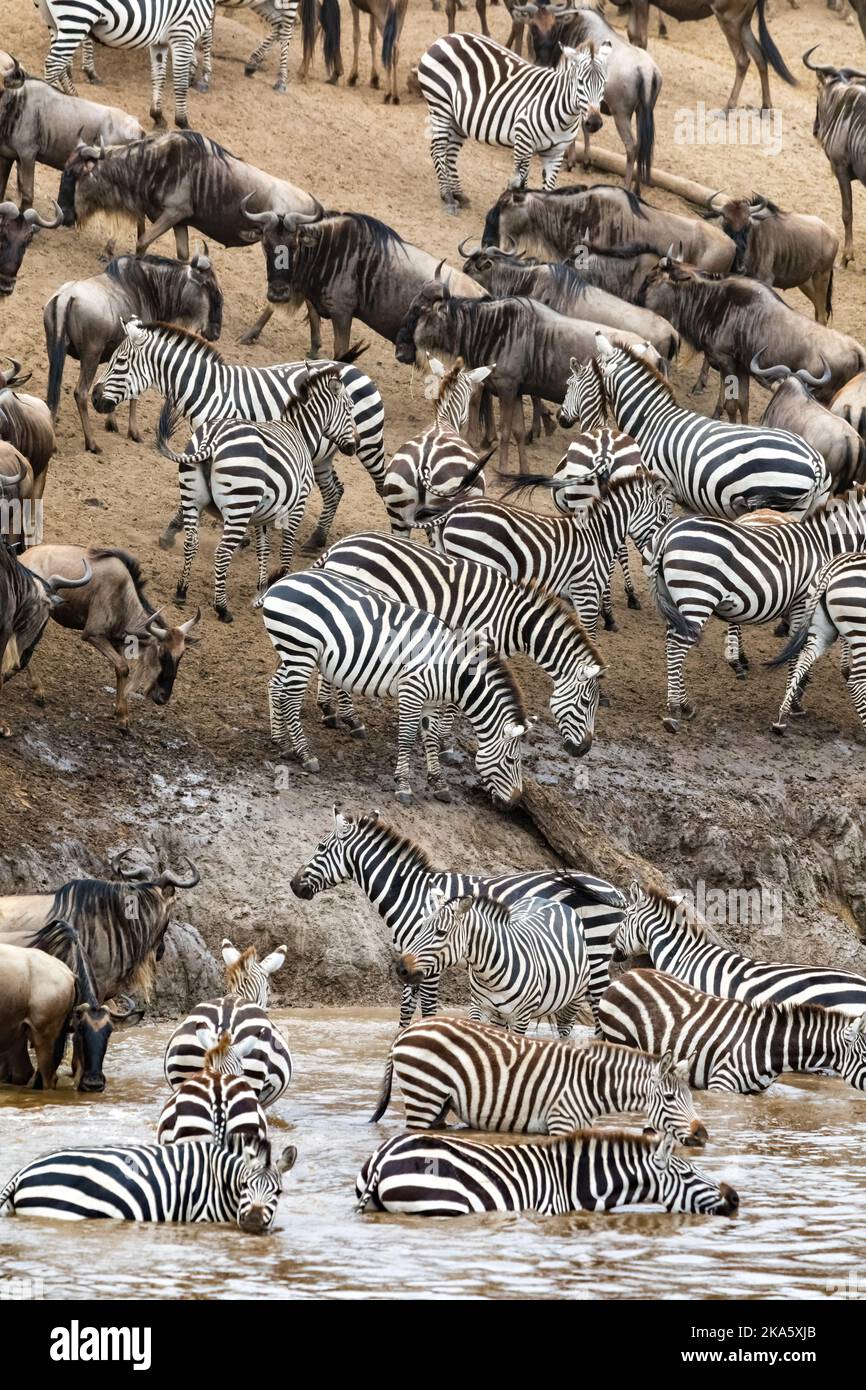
289,808,625,1028
431,468,672,637
221,937,287,1006
770,552,866,737
38,0,217,128
355,1129,739,1218
164,996,293,1106
157,1032,269,1147
91,320,385,552
383,356,491,536
156,364,359,622
0,1137,296,1231
592,333,831,519
261,570,530,805
215,0,298,92
615,883,866,1018
372,1015,708,1146
416,33,611,210
396,890,591,1036
648,487,866,732
314,528,604,756
599,968,866,1093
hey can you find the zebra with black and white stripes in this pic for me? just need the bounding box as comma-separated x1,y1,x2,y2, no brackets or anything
289,808,625,1027
38,0,216,128
397,890,591,1036
355,1129,739,1218
615,884,866,1018
593,333,831,518
599,968,866,1093
215,0,298,92
372,1015,708,1145
221,937,287,1006
315,529,604,755
157,1031,269,1147
432,469,671,636
164,996,293,1106
770,552,866,736
383,356,491,536
0,1137,296,1231
649,488,866,731
91,320,385,551
261,570,530,804
417,33,611,210
157,365,358,621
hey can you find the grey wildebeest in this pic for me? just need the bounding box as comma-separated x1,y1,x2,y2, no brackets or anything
394,279,663,469
607,0,795,111
751,353,865,494
704,192,838,322
298,0,408,104
831,371,866,448
0,942,76,1089
0,443,36,550
638,256,866,422
241,207,485,355
804,47,866,268
0,361,56,501
0,539,91,737
482,184,735,270
511,4,662,192
44,251,223,453
0,196,63,296
0,56,143,211
18,544,201,730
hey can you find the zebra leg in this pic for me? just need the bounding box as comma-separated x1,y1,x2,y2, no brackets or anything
82,37,100,84
44,33,86,95
846,644,866,736
193,23,213,92
169,39,196,128
772,637,823,734
429,121,466,211
601,584,617,632
269,663,320,772
619,542,641,610
276,15,295,91
540,148,566,192
435,704,460,765
724,624,749,679
393,677,430,802
213,518,250,622
336,686,367,738
252,526,271,608
269,503,305,588
507,1009,534,1036
174,507,201,605
662,630,697,732
398,984,419,1028
317,673,338,727
245,23,278,79
420,709,452,803
160,505,185,551
418,976,440,1018
553,1000,582,1039
841,638,852,684
149,45,170,128
305,456,344,551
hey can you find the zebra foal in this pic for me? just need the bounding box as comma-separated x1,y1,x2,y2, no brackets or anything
770,552,866,737
164,996,293,1106
216,0,298,92
355,1129,739,1218
157,1031,268,1147
599,968,866,1093
372,1015,708,1145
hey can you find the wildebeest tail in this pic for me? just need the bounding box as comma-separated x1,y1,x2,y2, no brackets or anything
755,0,796,86
32,917,100,1007
382,4,397,68
635,69,658,188
45,292,71,416
337,340,369,365
320,0,342,78
647,539,700,642
481,202,501,249
156,397,211,466
369,1054,394,1122
826,265,834,321
301,0,317,67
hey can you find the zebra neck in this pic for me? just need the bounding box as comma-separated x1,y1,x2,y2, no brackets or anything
590,1051,654,1115
779,1012,838,1074
583,494,638,565
346,832,435,927
610,377,676,439
437,396,470,433
512,592,572,674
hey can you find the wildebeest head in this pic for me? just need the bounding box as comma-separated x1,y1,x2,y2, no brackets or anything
704,192,774,269
803,46,866,142
512,5,584,69
71,996,143,1093
126,605,203,707
750,350,832,397
186,249,223,341
112,849,202,962
0,200,63,295
395,277,451,365
57,139,107,226
635,248,689,304
240,196,322,304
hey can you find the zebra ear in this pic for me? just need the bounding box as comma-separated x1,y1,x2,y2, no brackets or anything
594,332,615,360
427,356,446,378
278,1144,297,1175
568,356,580,374
654,1132,676,1168
576,661,604,682
673,1058,692,1083
466,365,493,385
428,885,448,913
123,317,146,345
260,945,288,975
333,803,352,837
657,1049,674,1079
848,1011,866,1037
455,895,475,917
627,880,642,906
222,939,241,968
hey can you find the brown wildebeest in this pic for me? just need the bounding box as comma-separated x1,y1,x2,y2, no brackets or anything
703,193,838,323
0,942,75,1088
0,444,35,550
19,544,201,729
804,47,866,268
0,358,55,501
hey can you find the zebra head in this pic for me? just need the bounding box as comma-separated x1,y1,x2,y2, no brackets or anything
561,41,611,136
549,656,603,758
297,366,358,457
236,1138,296,1235
424,356,493,433
222,940,288,1007
558,356,605,430
648,1133,739,1216
613,881,672,960
646,1051,708,1149
396,890,473,985
91,318,152,413
835,1011,866,1089
290,804,356,899
475,714,527,810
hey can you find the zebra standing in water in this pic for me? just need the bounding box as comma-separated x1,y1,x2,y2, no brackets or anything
157,365,358,622
372,1015,708,1145
91,320,385,552
356,1130,738,1218
599,969,866,1093
38,0,216,127
164,996,293,1105
157,1032,269,1147
770,552,866,736
616,884,866,1017
384,357,492,535
1,1139,296,1230
396,891,591,1036
417,33,611,210
289,808,625,1026
215,0,298,91
649,487,866,731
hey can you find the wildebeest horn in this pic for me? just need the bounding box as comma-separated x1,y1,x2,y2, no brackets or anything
177,606,202,637
155,860,201,890
240,193,278,230
457,236,482,257
105,995,143,1022
0,200,21,220
23,200,64,230
0,355,25,387
0,458,26,488
43,558,92,594
748,194,769,214
705,191,727,211
512,3,539,14
796,357,832,389
113,847,152,881
750,349,790,382
802,46,838,77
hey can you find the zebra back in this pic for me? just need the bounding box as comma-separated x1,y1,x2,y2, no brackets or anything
164,995,293,1106
157,1068,268,1148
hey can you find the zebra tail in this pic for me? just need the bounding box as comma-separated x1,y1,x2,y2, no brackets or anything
755,0,796,86
635,69,657,188
497,469,560,501
414,447,495,524
320,0,342,79
648,547,700,642
155,398,210,467
765,572,831,668
0,1171,18,1212
382,4,397,68
45,294,70,416
369,1054,394,1122
301,0,318,67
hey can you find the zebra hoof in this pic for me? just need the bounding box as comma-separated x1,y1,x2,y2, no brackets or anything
274,80,288,93
789,707,807,719
598,692,611,708
173,590,187,606
215,607,234,624
440,748,461,766
395,789,414,805
193,79,209,93
244,65,257,78
251,595,265,609
681,701,696,720
627,594,641,611
603,617,618,633
771,721,787,736
734,667,748,681
159,533,177,551
302,756,320,774
349,725,367,740
321,714,339,729
432,785,452,804
662,716,680,734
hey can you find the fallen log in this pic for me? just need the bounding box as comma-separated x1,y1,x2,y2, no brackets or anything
564,145,733,210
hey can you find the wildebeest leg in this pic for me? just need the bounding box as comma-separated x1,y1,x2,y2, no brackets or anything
367,15,380,90
213,513,251,622
739,12,773,112
149,44,169,128
475,0,490,36
613,108,637,192
269,661,320,771
82,632,131,729
14,158,36,210
498,393,518,472
348,4,362,85
801,272,831,325
170,38,196,127
738,374,750,424
74,349,103,454
239,305,274,346
136,210,182,256
835,167,855,267
26,661,45,707
306,455,345,550
193,22,212,92
691,354,712,396
307,304,323,356
127,399,142,444
717,13,751,110
331,314,353,361
0,156,12,201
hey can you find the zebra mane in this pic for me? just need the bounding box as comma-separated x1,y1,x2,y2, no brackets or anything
612,343,675,400
494,1126,666,1152
483,653,527,722
203,1031,235,1069
225,947,258,989
520,579,603,666
643,885,706,939
803,483,866,528
358,814,438,874
142,321,223,359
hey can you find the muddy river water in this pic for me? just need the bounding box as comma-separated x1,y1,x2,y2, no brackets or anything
0,1010,864,1300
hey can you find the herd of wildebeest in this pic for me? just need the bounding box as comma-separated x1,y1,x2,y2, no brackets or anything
3,1,866,1241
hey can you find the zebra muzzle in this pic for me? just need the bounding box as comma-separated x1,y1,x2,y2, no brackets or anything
684,1123,708,1148
395,953,423,987
91,385,115,415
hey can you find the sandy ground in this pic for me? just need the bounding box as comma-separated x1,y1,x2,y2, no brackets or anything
2,0,866,1005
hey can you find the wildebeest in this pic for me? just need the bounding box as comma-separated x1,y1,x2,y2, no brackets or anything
804,47,866,267
751,353,865,494
638,256,866,421
0,56,144,210
0,942,75,1089
704,192,838,323
459,242,678,360
831,371,866,447
512,4,662,191
0,540,91,737
0,360,55,501
0,196,63,295
0,444,35,550
18,545,201,730
44,251,223,453
608,0,795,111
0,850,201,1004
395,279,663,469
483,184,735,270
242,207,484,356
568,235,669,304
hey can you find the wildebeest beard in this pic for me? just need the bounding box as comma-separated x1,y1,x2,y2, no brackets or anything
106,254,223,341
396,295,527,368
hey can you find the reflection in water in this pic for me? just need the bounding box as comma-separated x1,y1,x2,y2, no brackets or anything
0,1009,864,1300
